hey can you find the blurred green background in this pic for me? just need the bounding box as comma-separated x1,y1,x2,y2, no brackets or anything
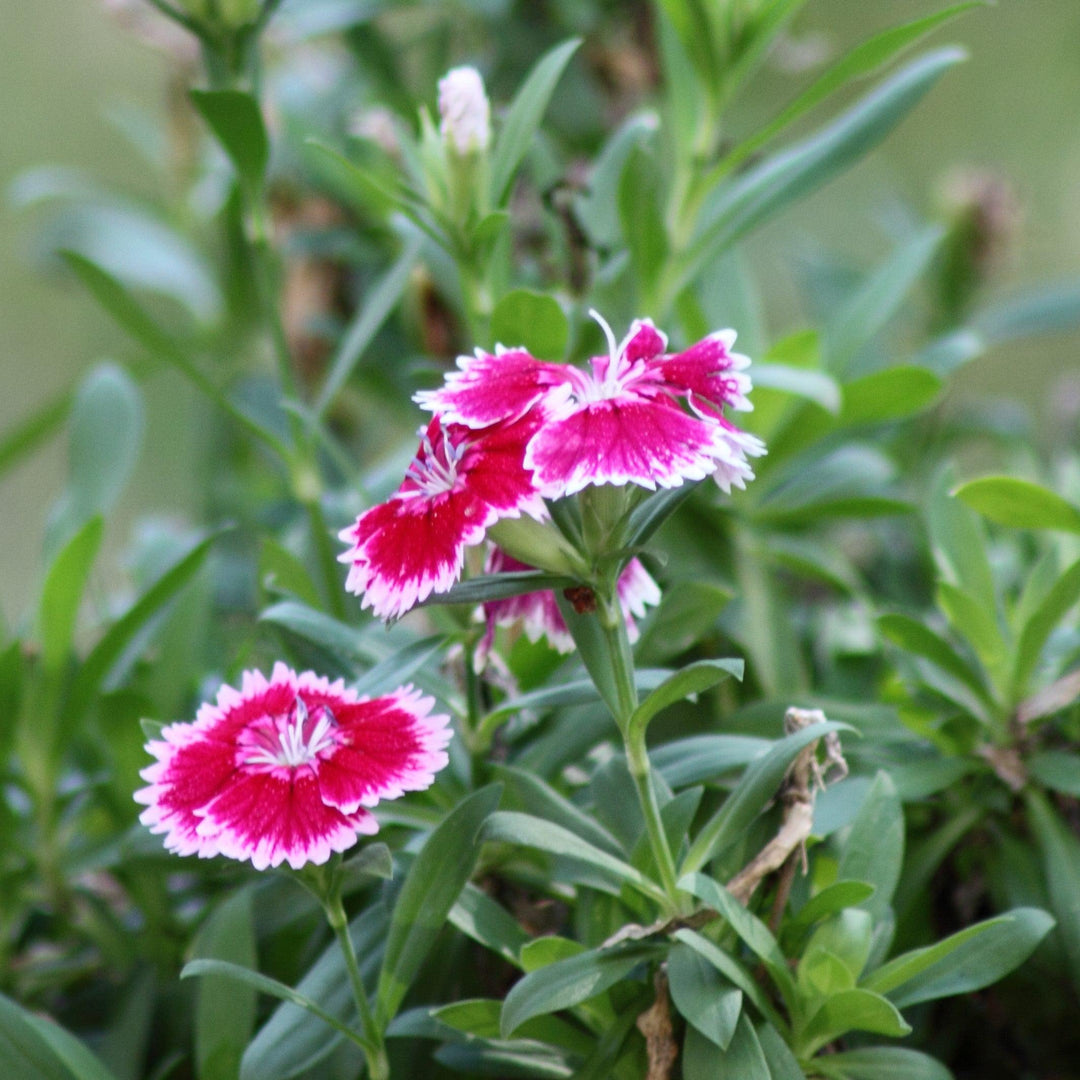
2,0,1079,619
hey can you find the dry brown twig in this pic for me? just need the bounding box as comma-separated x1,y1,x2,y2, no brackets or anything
636,969,679,1080
602,707,848,948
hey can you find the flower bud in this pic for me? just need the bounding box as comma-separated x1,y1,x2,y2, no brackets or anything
438,66,491,156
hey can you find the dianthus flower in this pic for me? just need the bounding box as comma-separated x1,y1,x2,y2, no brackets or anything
339,413,546,620
417,313,765,497
135,664,451,870
480,548,661,654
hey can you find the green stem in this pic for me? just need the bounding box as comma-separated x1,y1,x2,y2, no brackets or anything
325,892,389,1080
598,591,681,908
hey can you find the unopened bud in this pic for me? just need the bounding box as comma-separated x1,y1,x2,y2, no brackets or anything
438,66,491,155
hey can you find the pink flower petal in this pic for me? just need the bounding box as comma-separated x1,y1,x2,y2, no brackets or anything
415,348,570,427
203,769,374,870
525,395,727,496
652,330,753,414
340,415,544,620
621,319,667,363
318,688,452,811
341,489,495,619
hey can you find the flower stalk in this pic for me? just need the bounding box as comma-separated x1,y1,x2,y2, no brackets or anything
598,585,681,912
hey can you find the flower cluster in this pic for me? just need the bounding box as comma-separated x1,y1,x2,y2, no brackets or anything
341,312,763,626
135,664,451,870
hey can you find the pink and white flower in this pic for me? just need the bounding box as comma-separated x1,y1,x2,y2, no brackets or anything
481,548,661,655
417,312,765,497
135,664,451,870
339,414,546,620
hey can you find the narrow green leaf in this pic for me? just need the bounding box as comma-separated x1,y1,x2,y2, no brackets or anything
39,516,104,673
668,942,742,1050
490,290,569,359
678,49,966,296
182,960,366,1050
315,235,422,416
420,571,573,608
1014,558,1080,693
350,634,447,697
682,720,854,874
575,114,657,249
635,581,733,664
500,942,660,1038
799,989,910,1055
786,881,877,945
756,1021,806,1080
340,843,394,892
1027,751,1080,798
814,1047,954,1080
878,613,987,700
652,734,771,789
619,142,668,303
718,4,982,176
496,765,625,857
928,467,996,611
61,252,288,458
65,531,220,721
193,892,257,1080
627,658,743,743
953,477,1080,534
840,366,942,424
837,772,904,921
491,39,581,205
1027,790,1080,997
241,905,386,1080
0,993,119,1080
825,226,944,372
0,392,69,477
752,363,841,413
973,279,1080,344
678,873,798,1010
684,1012,771,1080
937,581,1006,669
672,929,784,1028
56,363,143,537
190,89,269,189
864,907,1054,1007
260,599,371,659
376,785,503,1025
448,883,530,968
482,811,666,904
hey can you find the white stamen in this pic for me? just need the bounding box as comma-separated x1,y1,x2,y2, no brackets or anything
405,426,466,496
243,697,339,768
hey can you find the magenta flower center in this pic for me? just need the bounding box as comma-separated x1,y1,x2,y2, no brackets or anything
405,426,467,496
240,697,341,770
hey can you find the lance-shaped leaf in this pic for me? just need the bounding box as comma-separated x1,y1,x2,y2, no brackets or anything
190,89,269,190
862,907,1054,1007
682,720,853,874
0,993,119,1080
491,39,581,206
376,785,503,1025
500,942,661,1038
953,477,1080,534
626,658,744,743
482,811,667,904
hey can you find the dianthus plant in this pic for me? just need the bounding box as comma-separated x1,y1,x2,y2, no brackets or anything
341,310,764,903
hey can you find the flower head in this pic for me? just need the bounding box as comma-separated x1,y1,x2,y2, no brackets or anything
135,664,451,870
438,65,491,155
339,414,546,620
417,311,765,497
481,549,660,655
